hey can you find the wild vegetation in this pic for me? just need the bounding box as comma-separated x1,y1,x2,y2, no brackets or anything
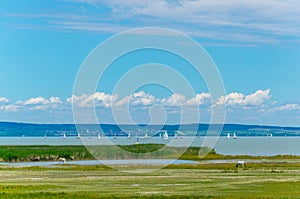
0,144,299,162
0,146,93,162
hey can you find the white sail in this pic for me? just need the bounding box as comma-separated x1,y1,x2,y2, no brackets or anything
233,132,237,139
135,134,139,144
77,133,80,139
176,131,185,135
98,133,101,139
176,131,183,139
267,133,273,137
163,131,168,139
144,132,148,138
227,133,230,139
128,132,131,139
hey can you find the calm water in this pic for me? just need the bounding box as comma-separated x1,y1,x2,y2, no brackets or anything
1,136,300,156
0,159,196,167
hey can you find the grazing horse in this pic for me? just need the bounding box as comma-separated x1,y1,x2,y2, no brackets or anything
58,157,66,164
236,160,246,168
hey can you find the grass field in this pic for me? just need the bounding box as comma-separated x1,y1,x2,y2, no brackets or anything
0,162,300,198
0,145,299,198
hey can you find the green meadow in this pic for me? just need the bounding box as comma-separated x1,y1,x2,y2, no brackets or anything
0,163,300,198
0,144,299,198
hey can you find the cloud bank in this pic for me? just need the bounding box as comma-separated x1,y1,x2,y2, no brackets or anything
0,89,297,111
1,89,299,125
4,0,300,46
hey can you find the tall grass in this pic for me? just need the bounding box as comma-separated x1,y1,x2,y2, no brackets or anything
0,144,299,162
0,146,93,162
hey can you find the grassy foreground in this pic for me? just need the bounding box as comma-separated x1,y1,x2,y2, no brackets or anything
0,163,300,198
0,145,300,198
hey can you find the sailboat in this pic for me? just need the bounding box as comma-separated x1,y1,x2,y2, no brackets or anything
233,132,237,139
128,132,131,139
227,133,230,139
135,133,139,144
163,130,168,140
144,132,148,139
97,133,101,139
44,133,47,139
176,131,185,139
267,133,273,137
63,132,66,139
77,132,80,139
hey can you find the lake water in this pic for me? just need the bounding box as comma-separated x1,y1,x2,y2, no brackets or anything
0,136,300,156
0,159,196,167
2,158,297,167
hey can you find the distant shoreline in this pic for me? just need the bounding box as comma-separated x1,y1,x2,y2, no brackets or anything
1,121,300,128
1,121,300,137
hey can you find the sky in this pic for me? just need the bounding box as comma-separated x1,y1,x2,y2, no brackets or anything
0,0,300,126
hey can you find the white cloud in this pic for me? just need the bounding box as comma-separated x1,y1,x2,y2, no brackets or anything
6,0,300,46
0,105,19,112
216,92,244,106
0,89,273,114
216,89,270,107
69,90,271,109
130,91,156,106
53,21,129,33
13,96,63,111
115,91,156,106
243,89,271,106
114,92,188,107
0,97,9,103
275,103,300,111
23,97,51,105
115,96,130,106
49,97,62,104
16,96,62,106
1,89,300,125
185,92,211,106
94,0,300,44
69,92,118,108
161,93,186,106
28,105,49,111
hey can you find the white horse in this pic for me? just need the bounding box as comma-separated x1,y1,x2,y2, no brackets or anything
236,160,246,168
58,157,66,164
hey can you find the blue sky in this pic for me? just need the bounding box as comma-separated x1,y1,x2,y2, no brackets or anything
0,0,299,126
